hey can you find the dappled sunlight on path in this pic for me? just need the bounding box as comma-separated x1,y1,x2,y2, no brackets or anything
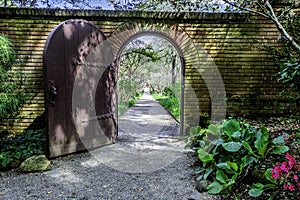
87,92,185,173
0,92,216,200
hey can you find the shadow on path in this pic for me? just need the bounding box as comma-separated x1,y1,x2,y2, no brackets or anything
88,92,185,173
0,93,217,200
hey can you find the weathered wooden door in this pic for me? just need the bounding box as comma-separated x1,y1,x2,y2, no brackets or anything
44,19,117,158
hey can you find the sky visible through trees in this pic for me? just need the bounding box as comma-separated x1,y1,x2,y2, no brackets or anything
118,35,182,116
0,0,233,11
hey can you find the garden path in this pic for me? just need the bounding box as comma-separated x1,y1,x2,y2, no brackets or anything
0,92,216,199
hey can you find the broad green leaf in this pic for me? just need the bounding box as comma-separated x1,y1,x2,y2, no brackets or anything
232,131,241,139
242,141,254,154
203,167,214,180
211,138,224,146
223,120,240,137
272,135,285,144
222,141,242,152
197,149,214,164
226,161,238,171
254,129,269,156
190,126,202,137
195,167,205,174
207,181,224,194
207,124,220,136
216,162,231,170
260,144,269,156
252,182,264,189
240,156,257,172
265,169,275,183
216,170,228,184
271,145,289,154
249,188,264,197
261,126,269,141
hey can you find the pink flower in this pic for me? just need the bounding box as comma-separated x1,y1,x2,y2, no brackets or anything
284,184,289,190
271,152,300,195
289,184,295,191
280,162,290,173
286,153,296,167
284,184,295,191
271,163,282,179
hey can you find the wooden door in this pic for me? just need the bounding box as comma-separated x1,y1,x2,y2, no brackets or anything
44,19,117,158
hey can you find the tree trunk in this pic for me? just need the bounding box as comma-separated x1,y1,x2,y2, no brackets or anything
171,56,176,84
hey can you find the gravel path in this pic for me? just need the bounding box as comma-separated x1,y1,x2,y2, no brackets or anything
0,93,214,200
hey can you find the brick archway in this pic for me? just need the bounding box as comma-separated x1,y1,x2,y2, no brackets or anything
108,22,226,133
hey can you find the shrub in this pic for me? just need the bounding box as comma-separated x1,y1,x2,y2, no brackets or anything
186,119,292,199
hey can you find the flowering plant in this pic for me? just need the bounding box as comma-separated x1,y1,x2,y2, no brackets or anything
271,152,300,197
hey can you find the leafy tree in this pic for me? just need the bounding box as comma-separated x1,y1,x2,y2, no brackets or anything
118,36,181,109
222,0,300,106
112,0,300,107
118,38,158,107
110,0,234,12
222,0,300,52
146,37,181,90
0,0,107,9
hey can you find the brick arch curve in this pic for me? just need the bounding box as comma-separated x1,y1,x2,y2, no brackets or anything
108,21,200,69
106,22,205,133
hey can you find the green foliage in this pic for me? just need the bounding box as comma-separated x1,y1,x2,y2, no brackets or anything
152,84,180,120
0,35,16,70
187,119,290,198
278,59,300,107
111,0,237,12
0,129,46,170
260,10,300,107
118,90,142,116
0,35,26,120
118,77,143,116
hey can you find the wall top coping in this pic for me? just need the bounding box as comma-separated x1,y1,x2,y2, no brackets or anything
0,7,249,21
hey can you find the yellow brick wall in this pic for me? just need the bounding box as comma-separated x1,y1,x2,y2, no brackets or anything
0,8,297,134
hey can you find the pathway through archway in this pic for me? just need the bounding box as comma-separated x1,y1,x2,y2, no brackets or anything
89,89,184,173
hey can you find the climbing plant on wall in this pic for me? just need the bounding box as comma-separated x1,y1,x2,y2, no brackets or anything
0,35,26,120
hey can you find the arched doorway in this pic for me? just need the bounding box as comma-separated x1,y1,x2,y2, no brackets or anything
116,33,185,133
44,19,117,158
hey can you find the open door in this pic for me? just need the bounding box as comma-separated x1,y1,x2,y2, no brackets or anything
44,19,117,158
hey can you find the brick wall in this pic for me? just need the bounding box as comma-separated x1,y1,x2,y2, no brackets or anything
0,8,296,134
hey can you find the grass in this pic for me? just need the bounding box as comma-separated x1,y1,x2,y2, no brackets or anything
152,92,180,121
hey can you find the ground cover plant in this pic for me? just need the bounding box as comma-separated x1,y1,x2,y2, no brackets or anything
0,129,46,171
186,117,300,199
